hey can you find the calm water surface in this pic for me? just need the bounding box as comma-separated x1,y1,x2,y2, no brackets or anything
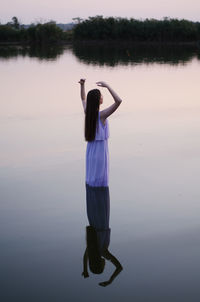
0,45,200,301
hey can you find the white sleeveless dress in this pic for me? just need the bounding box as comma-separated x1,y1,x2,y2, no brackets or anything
86,112,109,187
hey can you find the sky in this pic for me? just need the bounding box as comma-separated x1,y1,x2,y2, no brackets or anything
1,0,200,24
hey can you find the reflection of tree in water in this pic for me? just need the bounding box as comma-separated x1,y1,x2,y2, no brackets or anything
72,42,200,66
0,44,65,60
1,42,199,65
82,185,123,287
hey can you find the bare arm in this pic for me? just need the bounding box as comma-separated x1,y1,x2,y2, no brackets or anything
99,249,123,287
79,79,86,113
96,81,122,123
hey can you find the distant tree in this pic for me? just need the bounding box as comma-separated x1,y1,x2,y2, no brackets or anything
12,16,20,29
72,17,83,24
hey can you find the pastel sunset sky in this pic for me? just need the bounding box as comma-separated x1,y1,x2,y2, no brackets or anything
1,0,200,24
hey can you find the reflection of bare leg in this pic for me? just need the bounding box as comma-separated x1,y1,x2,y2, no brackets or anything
99,249,123,287
86,185,110,230
83,185,122,286
81,248,89,279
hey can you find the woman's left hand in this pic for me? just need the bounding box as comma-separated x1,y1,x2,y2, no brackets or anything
79,79,86,85
96,81,109,88
99,280,111,287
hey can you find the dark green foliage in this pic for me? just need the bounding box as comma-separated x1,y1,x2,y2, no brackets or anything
26,22,64,44
0,18,69,44
1,16,200,45
73,16,200,42
0,25,21,42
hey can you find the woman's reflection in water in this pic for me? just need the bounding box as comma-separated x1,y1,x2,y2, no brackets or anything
82,185,123,287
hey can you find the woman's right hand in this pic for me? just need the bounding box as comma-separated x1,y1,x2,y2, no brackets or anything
79,79,86,85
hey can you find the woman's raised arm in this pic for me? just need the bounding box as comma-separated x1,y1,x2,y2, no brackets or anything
79,79,86,113
99,249,123,286
96,81,122,123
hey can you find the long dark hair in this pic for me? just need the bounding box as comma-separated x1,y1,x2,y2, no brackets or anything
86,226,105,274
85,89,101,141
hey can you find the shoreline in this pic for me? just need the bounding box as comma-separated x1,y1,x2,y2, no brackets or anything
0,40,200,47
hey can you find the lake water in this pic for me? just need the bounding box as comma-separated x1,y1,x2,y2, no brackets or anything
1,44,200,301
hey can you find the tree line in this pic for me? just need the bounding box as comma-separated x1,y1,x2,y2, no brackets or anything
1,16,200,44
0,17,71,44
73,16,200,43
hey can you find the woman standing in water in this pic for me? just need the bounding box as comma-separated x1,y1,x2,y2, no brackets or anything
79,79,122,187
79,79,123,286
